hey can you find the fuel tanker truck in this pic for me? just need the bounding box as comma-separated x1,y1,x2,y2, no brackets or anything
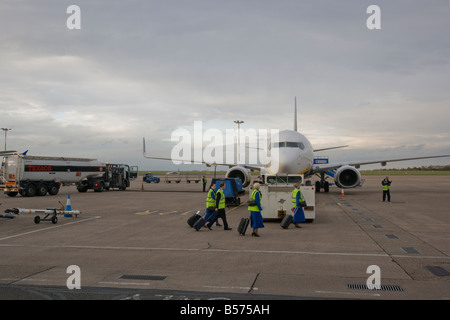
1,153,105,197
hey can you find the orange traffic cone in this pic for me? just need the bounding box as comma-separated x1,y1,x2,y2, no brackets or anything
340,188,345,197
141,183,144,191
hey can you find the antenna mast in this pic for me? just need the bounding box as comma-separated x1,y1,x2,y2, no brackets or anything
294,97,298,132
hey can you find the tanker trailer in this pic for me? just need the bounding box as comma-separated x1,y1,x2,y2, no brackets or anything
1,153,105,197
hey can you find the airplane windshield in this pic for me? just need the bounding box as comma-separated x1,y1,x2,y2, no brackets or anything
271,141,305,150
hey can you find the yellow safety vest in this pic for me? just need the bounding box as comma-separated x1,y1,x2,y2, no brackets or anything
382,184,390,191
248,189,262,212
217,188,226,209
292,188,304,208
206,188,216,208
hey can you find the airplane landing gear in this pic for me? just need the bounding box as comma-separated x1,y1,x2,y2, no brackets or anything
315,173,330,193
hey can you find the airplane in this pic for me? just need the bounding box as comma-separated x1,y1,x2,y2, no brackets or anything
143,99,450,191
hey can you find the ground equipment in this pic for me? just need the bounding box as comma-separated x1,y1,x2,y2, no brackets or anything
210,178,244,206
76,163,137,192
3,195,81,224
143,172,160,183
1,153,104,197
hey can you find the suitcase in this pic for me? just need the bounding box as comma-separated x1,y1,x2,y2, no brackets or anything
280,214,293,229
238,217,250,235
187,211,202,227
193,217,207,231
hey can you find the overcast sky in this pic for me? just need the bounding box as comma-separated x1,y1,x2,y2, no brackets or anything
1,0,449,171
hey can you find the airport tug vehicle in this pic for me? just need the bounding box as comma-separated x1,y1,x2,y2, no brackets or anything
257,173,315,222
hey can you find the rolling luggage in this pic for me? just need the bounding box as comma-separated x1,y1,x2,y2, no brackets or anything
193,215,207,231
280,214,293,229
238,217,250,235
187,211,202,227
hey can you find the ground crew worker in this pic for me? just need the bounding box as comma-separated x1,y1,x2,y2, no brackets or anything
204,183,221,226
207,182,232,230
292,183,306,228
248,182,263,237
382,176,392,202
202,175,207,192
204,183,216,220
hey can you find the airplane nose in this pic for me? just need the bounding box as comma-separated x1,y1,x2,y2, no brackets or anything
273,150,296,173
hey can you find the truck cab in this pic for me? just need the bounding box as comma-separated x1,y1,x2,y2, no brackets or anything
76,163,138,192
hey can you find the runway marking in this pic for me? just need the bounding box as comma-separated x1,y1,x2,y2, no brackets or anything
0,243,448,260
315,290,380,297
203,285,258,291
135,210,158,215
0,216,101,242
180,211,191,216
158,210,178,216
98,281,151,286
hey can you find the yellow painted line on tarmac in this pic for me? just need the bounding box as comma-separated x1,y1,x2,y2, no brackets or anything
135,210,158,215
227,202,246,214
158,210,178,216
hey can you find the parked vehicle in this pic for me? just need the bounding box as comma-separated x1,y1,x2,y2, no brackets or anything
143,172,160,183
76,163,138,192
1,153,104,197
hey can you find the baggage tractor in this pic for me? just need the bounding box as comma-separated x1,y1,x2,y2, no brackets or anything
238,217,250,235
187,211,202,227
280,214,293,229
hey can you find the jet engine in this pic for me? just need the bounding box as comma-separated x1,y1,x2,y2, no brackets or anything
225,166,251,187
334,165,361,189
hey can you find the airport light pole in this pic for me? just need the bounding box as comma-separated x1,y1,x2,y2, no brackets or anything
234,120,244,162
1,128,11,151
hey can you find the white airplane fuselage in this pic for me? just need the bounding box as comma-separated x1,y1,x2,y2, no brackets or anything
265,129,314,175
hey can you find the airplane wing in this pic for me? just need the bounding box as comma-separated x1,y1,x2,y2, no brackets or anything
313,145,348,152
142,138,263,171
311,154,450,174
0,150,16,156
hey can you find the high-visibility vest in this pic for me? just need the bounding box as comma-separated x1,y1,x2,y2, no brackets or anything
292,188,304,208
382,180,390,191
206,188,216,208
248,189,262,212
217,188,226,209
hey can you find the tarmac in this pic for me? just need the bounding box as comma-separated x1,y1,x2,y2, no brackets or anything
0,175,449,300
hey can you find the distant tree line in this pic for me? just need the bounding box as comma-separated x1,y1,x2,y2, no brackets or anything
372,165,450,171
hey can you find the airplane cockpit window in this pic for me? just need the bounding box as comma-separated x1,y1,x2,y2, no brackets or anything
271,141,305,150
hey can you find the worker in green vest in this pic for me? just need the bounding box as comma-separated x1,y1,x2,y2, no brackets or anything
204,183,219,225
292,183,306,228
382,176,392,202
202,175,207,192
248,182,264,237
206,182,232,230
204,183,221,226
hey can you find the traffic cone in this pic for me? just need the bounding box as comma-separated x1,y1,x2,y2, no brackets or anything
64,194,73,217
340,188,345,197
141,183,144,191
